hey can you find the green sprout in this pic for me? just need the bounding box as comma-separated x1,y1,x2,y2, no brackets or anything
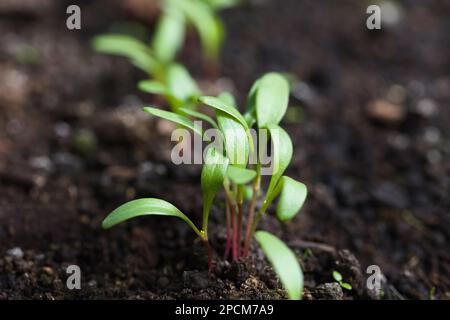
332,271,352,291
102,72,308,300
92,0,236,79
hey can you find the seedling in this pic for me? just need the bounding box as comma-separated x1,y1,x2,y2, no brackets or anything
332,271,352,291
102,72,308,300
92,0,236,79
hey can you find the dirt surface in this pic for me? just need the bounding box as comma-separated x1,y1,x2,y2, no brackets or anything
0,0,449,299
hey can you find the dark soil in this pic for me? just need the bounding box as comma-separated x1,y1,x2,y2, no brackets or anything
1,0,449,299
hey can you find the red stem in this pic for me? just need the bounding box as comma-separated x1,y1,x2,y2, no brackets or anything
224,200,231,260
237,202,243,258
203,239,213,271
231,205,238,262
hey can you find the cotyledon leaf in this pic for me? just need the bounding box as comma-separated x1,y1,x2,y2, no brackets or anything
275,176,308,221
255,231,304,300
102,198,203,238
201,147,229,233
199,96,254,152
265,124,293,198
255,73,290,128
152,7,185,63
226,165,256,185
217,110,249,168
143,106,202,136
179,107,218,129
92,34,156,73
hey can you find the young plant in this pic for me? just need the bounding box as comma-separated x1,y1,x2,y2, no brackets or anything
92,0,235,80
102,72,308,300
332,271,352,291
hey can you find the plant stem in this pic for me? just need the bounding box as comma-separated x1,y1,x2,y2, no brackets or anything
237,201,243,258
202,238,213,271
231,202,238,261
243,166,261,256
224,199,231,260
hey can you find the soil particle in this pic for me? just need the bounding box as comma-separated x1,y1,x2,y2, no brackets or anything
308,283,344,300
366,99,407,125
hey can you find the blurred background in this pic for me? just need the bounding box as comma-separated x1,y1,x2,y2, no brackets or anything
0,0,449,299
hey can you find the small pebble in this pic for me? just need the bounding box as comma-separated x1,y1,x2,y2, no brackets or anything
6,247,24,259
366,99,406,124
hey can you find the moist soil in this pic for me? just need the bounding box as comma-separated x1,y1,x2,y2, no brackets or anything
0,0,449,299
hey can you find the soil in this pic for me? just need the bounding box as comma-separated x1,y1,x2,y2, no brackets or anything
1,0,449,300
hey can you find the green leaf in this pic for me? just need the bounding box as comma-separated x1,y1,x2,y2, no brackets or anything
255,231,304,300
199,96,248,130
255,73,290,128
102,198,202,238
167,64,200,102
276,177,307,221
340,282,353,291
218,92,237,108
266,124,293,198
138,80,169,95
333,271,343,282
201,147,229,232
92,34,156,73
152,8,185,63
227,165,256,185
143,106,202,136
202,0,240,10
217,111,249,167
179,107,218,129
173,0,224,60
243,77,262,127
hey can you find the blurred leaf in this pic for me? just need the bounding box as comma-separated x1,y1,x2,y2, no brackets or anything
227,165,256,185
171,0,224,60
92,34,156,73
201,148,229,231
102,198,202,237
143,106,202,136
138,80,169,95
167,64,200,102
218,92,237,108
255,231,303,300
276,176,307,221
152,8,186,63
180,107,218,128
202,0,240,10
256,73,290,128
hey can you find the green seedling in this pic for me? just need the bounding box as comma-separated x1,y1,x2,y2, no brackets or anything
332,271,352,291
102,72,308,300
92,0,236,78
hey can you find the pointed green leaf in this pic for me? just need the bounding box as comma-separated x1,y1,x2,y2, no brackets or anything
167,64,200,102
256,73,290,128
172,0,224,60
179,107,218,129
152,8,185,63
138,80,169,95
102,198,202,238
276,177,307,221
201,147,229,232
199,96,248,129
226,165,256,185
266,124,293,197
92,34,156,73
217,111,249,167
218,92,237,108
255,231,304,300
143,106,202,136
